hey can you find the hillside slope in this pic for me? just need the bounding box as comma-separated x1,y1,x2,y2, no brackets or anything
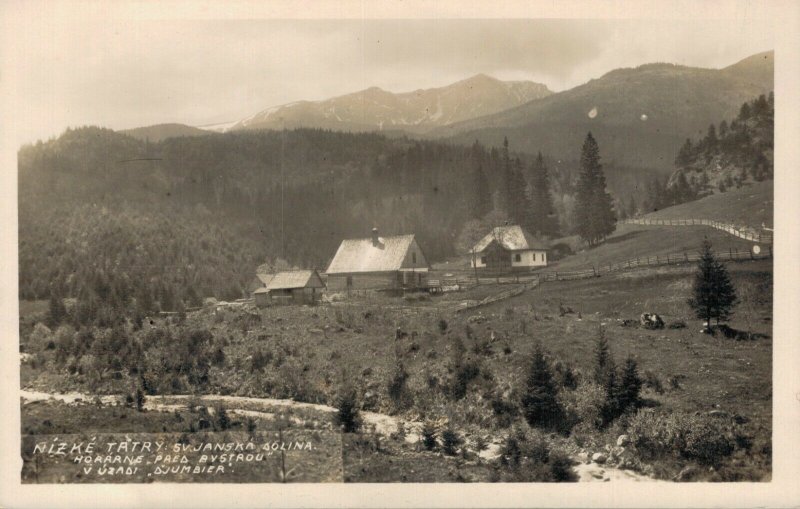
641,180,773,229
435,51,773,171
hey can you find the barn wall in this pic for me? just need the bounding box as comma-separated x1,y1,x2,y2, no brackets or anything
254,293,270,308
326,272,399,291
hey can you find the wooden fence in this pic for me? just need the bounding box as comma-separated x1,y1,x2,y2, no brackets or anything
622,217,773,244
536,245,772,283
428,273,539,291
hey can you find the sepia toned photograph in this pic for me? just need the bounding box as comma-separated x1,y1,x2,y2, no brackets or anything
2,2,797,504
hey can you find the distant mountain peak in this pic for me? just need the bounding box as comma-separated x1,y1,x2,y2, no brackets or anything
217,74,552,133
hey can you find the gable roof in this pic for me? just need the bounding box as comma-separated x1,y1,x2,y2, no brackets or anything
472,225,548,252
326,234,419,274
255,273,275,286
266,270,324,290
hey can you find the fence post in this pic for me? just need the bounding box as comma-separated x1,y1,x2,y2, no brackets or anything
656,255,659,264
734,247,738,259
666,255,670,264
684,252,688,262
729,248,733,260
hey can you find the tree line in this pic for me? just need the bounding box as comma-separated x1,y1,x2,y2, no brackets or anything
22,125,622,321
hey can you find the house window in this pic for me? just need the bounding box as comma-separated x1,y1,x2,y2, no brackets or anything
533,253,537,262
412,252,417,264
346,276,353,288
514,253,521,262
480,256,487,264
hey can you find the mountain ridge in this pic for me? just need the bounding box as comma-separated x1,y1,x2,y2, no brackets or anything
433,51,773,171
210,74,552,133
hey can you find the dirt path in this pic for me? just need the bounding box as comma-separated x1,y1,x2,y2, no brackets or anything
20,389,659,482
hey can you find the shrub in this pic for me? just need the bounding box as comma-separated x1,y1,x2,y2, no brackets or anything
421,421,438,450
554,362,578,390
336,388,361,433
387,363,411,410
212,347,226,366
683,418,735,465
490,395,519,428
496,428,575,482
499,433,522,467
450,359,481,400
642,370,664,394
560,381,605,430
548,450,577,482
250,349,269,372
135,387,146,412
441,427,461,456
214,406,231,431
627,409,737,466
29,323,53,351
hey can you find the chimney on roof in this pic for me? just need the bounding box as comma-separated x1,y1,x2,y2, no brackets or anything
371,227,380,246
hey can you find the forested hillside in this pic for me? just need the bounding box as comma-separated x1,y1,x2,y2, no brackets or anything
670,93,774,192
437,52,773,172
622,93,774,217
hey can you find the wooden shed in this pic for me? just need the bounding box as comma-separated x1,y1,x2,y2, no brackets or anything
325,228,429,292
261,270,325,306
253,287,270,308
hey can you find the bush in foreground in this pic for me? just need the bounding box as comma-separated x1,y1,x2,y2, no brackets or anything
627,409,736,466
336,388,361,433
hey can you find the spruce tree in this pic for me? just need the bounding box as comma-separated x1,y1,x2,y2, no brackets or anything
574,132,616,245
521,342,563,430
675,138,694,168
617,356,643,413
47,289,67,328
504,158,529,227
526,152,559,237
593,327,612,385
705,124,718,153
688,240,738,329
600,365,621,426
470,164,492,220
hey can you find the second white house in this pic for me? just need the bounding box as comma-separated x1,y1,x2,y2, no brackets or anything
471,224,548,270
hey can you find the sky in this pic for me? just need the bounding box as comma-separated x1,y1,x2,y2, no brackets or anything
3,13,774,145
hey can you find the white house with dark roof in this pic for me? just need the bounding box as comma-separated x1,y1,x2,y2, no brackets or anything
325,228,429,291
471,225,548,270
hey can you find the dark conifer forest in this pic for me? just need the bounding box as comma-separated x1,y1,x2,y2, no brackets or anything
17,115,736,322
